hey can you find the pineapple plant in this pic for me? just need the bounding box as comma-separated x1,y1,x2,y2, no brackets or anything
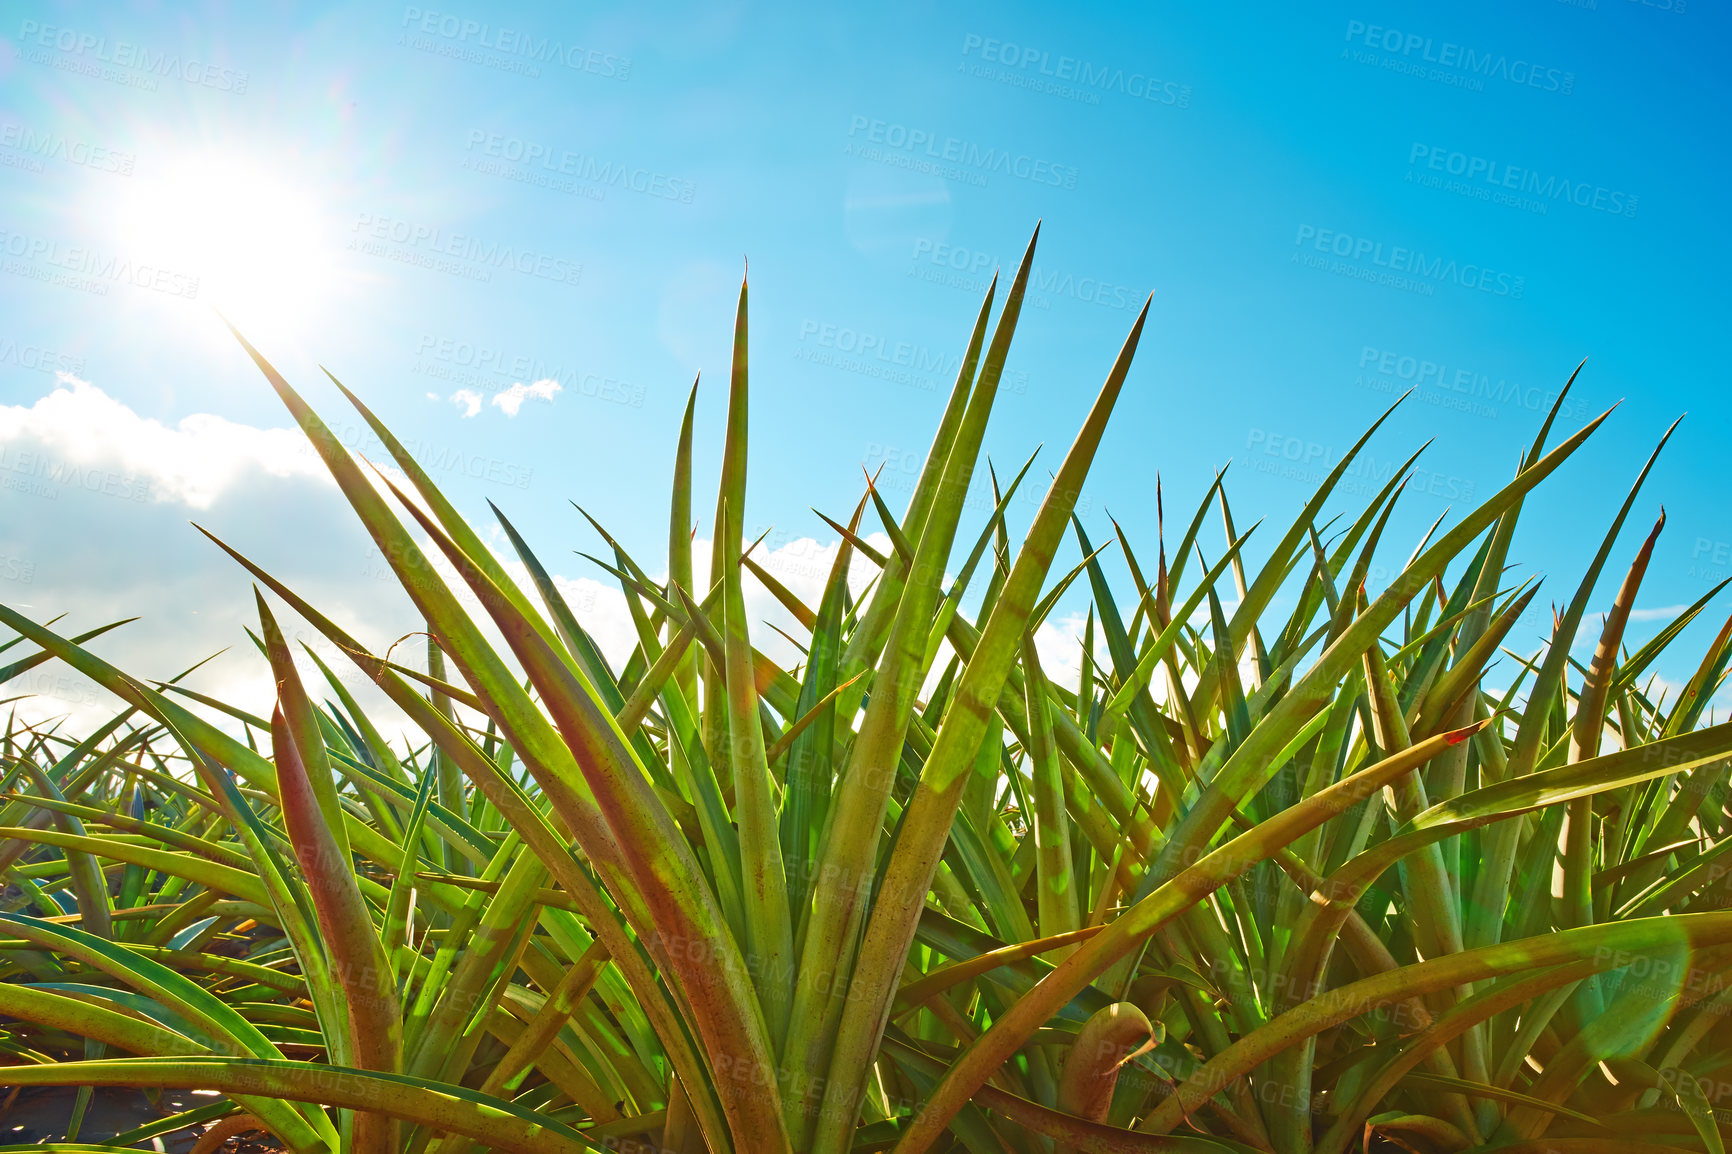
0,227,1730,1154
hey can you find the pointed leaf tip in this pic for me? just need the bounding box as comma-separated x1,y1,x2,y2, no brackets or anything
1446,718,1493,746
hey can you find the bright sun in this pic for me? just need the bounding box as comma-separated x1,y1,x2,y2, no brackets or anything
112,152,336,338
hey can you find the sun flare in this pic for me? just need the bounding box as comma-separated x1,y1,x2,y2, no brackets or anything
111,151,335,337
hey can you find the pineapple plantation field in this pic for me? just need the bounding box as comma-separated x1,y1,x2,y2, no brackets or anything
2,229,1731,1154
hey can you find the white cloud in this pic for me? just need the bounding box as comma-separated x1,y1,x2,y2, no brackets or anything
491,379,561,417
1573,604,1691,646
1032,610,1102,694
0,377,1127,751
678,532,887,675
449,381,561,420
0,379,885,739
0,378,414,734
0,376,328,510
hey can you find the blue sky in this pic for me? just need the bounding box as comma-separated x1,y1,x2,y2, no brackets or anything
2,0,1728,721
